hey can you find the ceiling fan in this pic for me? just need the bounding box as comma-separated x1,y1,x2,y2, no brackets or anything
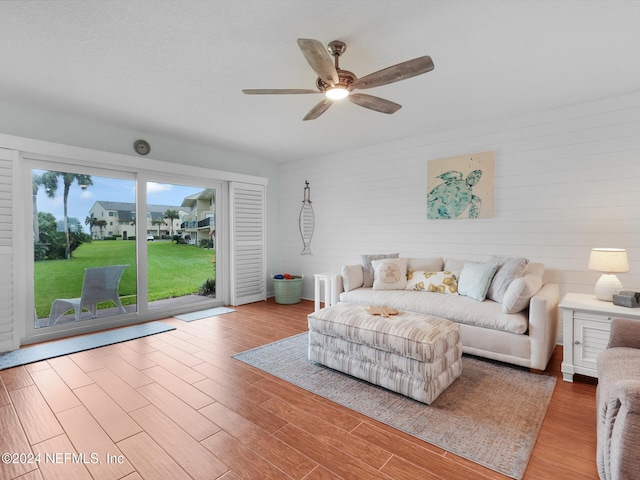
242,38,434,121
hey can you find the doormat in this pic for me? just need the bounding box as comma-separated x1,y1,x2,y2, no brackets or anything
0,321,174,371
174,307,236,322
233,332,556,480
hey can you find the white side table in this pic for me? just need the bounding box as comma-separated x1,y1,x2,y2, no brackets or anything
313,272,339,312
559,292,640,382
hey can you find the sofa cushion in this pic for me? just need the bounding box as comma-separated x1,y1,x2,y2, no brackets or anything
501,274,543,313
361,253,399,287
487,256,529,303
458,262,499,301
339,288,529,334
371,257,408,290
341,265,364,292
405,271,458,295
407,257,444,272
308,303,460,362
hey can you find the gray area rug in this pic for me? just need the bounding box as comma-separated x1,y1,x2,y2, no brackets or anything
233,332,556,480
0,321,175,370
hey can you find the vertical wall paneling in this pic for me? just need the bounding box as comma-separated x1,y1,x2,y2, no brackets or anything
0,148,15,352
229,182,267,305
277,92,640,343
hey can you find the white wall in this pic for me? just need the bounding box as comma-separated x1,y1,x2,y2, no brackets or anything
278,91,640,306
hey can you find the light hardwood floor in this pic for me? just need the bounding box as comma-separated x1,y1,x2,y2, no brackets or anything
1,299,599,480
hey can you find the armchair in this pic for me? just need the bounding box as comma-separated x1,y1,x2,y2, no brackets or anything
596,318,640,480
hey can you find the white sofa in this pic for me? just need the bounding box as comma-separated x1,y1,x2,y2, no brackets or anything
336,255,560,371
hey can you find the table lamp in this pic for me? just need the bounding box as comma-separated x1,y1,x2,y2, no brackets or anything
588,248,629,301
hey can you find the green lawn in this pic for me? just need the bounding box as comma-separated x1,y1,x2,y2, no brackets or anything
34,240,216,318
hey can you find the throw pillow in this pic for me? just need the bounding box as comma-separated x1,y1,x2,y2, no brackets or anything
458,262,499,301
341,265,364,292
361,253,399,287
502,274,544,313
405,271,459,294
487,256,529,303
371,258,408,290
522,262,545,278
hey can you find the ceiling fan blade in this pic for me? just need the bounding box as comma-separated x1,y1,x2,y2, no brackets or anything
351,56,434,90
349,93,401,114
297,38,339,86
242,89,319,95
303,99,333,121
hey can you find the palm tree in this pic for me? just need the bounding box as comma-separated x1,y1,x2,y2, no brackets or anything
85,213,98,239
163,209,180,237
152,217,165,237
32,171,58,242
50,172,93,258
95,219,108,239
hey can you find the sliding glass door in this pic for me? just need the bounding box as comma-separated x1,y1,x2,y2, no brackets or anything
145,181,219,311
27,160,225,341
32,166,138,329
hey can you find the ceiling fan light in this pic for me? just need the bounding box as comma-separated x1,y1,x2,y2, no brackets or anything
325,86,349,100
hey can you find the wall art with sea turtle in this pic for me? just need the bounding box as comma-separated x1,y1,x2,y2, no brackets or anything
427,151,494,219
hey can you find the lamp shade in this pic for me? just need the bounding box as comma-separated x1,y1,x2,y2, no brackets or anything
588,248,629,273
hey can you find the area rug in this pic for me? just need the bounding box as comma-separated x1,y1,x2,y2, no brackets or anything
233,332,556,480
174,307,236,322
0,321,175,370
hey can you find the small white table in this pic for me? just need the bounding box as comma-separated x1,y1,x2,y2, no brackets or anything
313,272,340,312
559,292,640,382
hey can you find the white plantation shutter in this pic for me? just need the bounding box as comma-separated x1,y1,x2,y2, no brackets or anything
229,182,266,306
0,149,15,352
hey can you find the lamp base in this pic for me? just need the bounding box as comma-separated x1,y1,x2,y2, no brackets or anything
594,274,623,302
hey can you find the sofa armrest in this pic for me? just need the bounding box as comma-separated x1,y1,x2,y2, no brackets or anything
608,318,640,349
612,380,640,414
598,380,640,480
528,282,560,371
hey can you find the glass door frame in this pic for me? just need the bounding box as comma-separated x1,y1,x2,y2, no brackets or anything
21,156,227,345
136,171,226,316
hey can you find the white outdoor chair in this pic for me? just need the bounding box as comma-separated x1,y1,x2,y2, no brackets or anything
48,265,130,326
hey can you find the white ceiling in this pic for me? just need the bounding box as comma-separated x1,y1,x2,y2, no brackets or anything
2,1,640,162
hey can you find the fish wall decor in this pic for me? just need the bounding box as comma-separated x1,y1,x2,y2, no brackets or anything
299,180,315,255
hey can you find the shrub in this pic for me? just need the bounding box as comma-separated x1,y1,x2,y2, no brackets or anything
198,277,216,296
34,242,50,261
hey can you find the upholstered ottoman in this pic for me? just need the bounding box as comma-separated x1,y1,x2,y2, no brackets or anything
308,303,462,404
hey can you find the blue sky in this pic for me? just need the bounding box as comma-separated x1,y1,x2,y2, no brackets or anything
33,170,205,230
